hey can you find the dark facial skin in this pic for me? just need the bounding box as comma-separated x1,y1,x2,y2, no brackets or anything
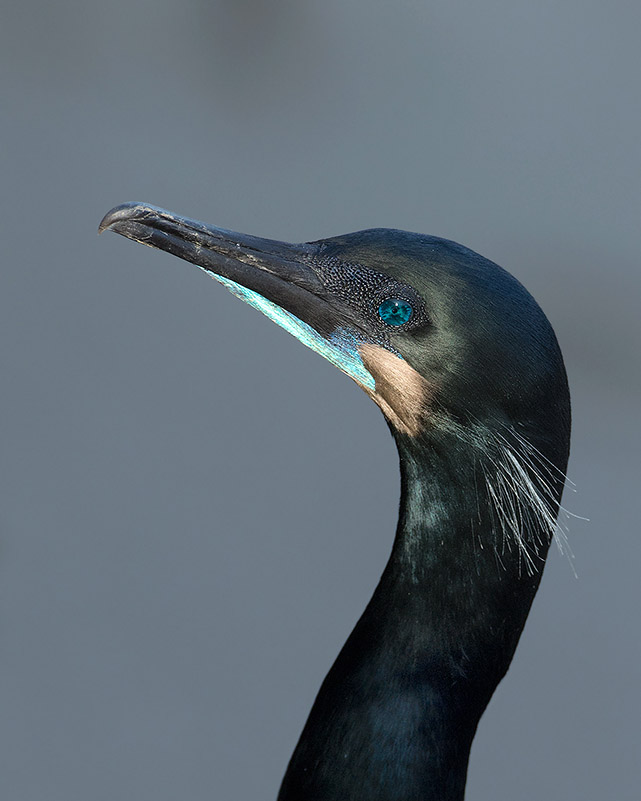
310,228,569,446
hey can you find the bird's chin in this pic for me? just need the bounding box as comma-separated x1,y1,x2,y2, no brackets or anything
210,273,434,438
208,273,378,391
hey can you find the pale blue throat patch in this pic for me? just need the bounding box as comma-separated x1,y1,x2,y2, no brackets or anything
208,273,376,391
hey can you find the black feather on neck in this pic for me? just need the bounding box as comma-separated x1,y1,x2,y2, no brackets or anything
279,416,569,801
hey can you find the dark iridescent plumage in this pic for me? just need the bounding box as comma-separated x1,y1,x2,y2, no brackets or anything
100,203,570,801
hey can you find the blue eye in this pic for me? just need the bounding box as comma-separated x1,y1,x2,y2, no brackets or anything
378,298,413,326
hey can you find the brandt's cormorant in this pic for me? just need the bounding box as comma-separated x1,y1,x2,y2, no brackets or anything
99,202,571,801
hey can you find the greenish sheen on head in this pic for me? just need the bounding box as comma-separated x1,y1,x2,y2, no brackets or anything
210,274,376,391
98,202,569,447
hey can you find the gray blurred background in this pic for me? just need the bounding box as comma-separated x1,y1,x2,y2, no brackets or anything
1,2,639,799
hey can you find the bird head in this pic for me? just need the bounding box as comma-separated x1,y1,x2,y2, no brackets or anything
99,203,569,465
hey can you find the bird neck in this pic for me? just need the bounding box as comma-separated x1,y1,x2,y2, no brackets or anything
278,428,553,801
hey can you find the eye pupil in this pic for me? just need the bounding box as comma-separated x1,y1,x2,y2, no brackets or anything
378,298,413,326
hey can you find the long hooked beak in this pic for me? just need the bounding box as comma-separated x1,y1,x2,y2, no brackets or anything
99,202,376,389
